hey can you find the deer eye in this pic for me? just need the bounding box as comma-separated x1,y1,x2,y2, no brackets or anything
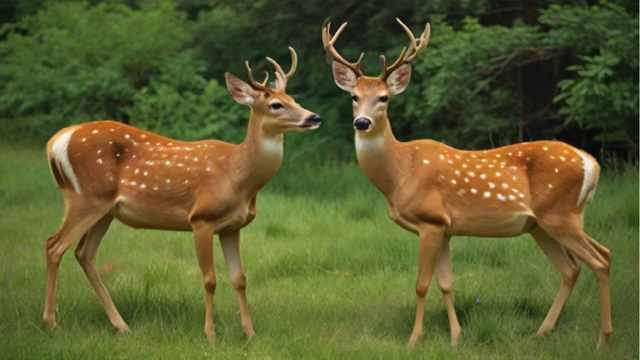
378,95,389,102
351,95,358,102
269,102,283,110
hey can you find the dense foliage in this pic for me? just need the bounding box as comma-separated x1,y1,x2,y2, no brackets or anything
0,0,637,160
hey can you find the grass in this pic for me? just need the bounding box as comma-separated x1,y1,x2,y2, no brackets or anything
0,144,637,359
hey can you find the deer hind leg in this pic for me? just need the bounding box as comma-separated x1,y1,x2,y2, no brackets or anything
435,236,461,346
43,199,111,329
74,214,128,333
530,227,581,336
537,216,612,347
220,230,255,339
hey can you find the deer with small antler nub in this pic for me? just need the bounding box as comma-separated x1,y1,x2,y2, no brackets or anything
323,19,611,347
43,47,321,342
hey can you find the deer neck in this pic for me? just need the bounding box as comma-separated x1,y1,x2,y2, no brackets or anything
231,111,284,193
354,117,402,196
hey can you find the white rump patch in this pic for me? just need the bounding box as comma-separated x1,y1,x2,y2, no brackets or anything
576,149,598,206
50,128,81,193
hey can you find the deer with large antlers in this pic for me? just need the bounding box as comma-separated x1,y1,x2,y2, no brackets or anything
43,47,321,341
323,19,611,347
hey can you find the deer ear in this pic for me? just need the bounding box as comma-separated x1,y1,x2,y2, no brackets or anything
385,63,412,95
225,72,259,105
332,61,358,92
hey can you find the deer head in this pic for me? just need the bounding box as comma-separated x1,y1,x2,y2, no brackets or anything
322,19,430,135
225,47,321,134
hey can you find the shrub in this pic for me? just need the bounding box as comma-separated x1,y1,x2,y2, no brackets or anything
0,1,192,139
129,54,246,142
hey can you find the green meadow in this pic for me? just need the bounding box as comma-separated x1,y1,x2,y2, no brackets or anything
0,145,637,359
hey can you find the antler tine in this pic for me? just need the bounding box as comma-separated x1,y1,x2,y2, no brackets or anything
322,21,364,76
380,18,431,79
260,71,269,87
244,60,269,90
404,21,431,63
264,46,299,91
383,46,407,72
265,56,287,92
285,46,298,79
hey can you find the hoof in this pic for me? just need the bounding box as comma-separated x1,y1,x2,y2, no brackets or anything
115,324,130,334
597,331,612,349
244,327,255,339
42,315,58,330
451,332,461,346
408,331,423,347
535,329,550,337
205,331,216,344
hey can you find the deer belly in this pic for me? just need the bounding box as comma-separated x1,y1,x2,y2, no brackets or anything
112,197,191,231
449,212,536,237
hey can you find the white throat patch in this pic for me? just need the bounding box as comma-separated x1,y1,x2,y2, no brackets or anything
355,135,384,154
261,136,284,156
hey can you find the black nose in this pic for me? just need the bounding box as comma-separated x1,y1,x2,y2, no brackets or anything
354,117,372,131
306,114,322,124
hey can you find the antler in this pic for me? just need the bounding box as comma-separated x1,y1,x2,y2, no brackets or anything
322,21,365,77
266,46,298,92
244,47,298,92
244,61,270,91
379,18,431,79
